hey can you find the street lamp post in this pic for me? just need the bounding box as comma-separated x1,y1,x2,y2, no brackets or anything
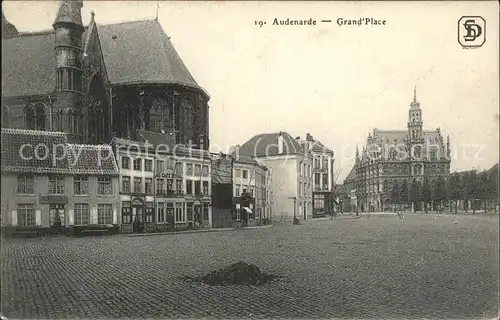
289,196,297,223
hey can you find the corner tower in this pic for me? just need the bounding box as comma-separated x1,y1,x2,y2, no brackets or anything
52,0,84,142
408,87,423,143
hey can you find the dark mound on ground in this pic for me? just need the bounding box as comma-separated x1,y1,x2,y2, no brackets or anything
184,261,280,286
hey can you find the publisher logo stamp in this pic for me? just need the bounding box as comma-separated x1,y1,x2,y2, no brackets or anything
458,16,486,48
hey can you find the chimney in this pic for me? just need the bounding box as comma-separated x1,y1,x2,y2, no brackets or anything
229,144,240,161
278,132,284,154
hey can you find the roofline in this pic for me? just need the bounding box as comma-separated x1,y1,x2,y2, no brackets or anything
110,81,210,99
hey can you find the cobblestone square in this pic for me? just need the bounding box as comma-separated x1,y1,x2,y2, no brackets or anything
2,214,498,319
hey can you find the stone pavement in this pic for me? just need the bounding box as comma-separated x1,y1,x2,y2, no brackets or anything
1,214,498,319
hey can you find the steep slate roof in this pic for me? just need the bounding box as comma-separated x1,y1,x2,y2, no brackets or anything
98,19,201,90
2,19,204,98
1,129,119,175
1,31,57,97
238,132,305,158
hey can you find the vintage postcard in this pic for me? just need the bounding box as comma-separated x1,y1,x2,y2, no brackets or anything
1,1,498,319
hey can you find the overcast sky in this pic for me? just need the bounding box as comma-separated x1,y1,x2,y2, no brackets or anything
3,1,499,181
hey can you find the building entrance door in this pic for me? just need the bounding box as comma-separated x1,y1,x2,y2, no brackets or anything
132,206,144,233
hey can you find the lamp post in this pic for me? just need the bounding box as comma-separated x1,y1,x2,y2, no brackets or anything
288,196,297,223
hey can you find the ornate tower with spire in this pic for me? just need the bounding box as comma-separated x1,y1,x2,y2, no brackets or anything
52,0,84,142
408,86,424,143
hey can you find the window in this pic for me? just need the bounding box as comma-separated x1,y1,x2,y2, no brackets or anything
157,202,165,223
97,204,113,224
186,180,193,195
323,174,328,189
202,165,209,176
97,177,112,195
234,204,241,220
133,158,142,171
195,181,201,195
166,203,174,223
17,204,36,227
315,173,321,186
145,178,153,194
166,158,174,170
145,202,153,223
322,158,328,169
203,203,209,220
314,157,320,168
49,204,64,226
122,176,130,193
234,169,241,178
35,104,46,130
250,188,254,197
175,180,182,194
74,203,90,225
122,201,132,224
17,176,34,194
175,162,183,176
156,178,165,194
166,179,173,193
134,177,142,193
195,164,201,176
242,170,248,179
303,184,307,197
121,157,130,169
74,176,89,195
235,185,240,197
156,160,164,173
49,176,64,194
175,203,185,222
242,187,247,195
187,202,194,221
299,182,302,196
186,164,193,176
203,181,209,195
144,159,153,172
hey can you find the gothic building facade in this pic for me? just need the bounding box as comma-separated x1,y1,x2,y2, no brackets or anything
2,0,210,148
347,89,451,212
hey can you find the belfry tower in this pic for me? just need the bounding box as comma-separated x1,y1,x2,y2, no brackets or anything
52,0,84,142
407,87,424,143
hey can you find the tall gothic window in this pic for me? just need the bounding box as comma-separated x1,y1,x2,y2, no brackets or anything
180,98,194,143
87,75,109,144
25,104,45,130
148,97,172,133
65,109,80,134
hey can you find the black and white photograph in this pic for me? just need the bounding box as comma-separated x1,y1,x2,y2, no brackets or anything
1,1,499,319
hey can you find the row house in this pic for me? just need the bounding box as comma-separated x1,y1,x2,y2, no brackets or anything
232,154,273,226
235,131,312,222
112,130,211,233
300,133,336,217
1,129,120,236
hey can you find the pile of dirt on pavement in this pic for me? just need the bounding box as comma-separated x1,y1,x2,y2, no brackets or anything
184,261,279,286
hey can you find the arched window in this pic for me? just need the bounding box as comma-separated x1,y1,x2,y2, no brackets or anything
383,180,389,193
65,109,80,134
25,105,36,129
34,104,46,130
148,97,172,133
180,98,194,142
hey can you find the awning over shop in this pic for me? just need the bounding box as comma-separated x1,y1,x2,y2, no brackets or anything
243,207,252,213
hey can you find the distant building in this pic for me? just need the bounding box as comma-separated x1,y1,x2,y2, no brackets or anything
235,131,313,222
345,89,451,212
343,166,357,212
1,129,120,236
299,133,336,217
231,154,273,226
